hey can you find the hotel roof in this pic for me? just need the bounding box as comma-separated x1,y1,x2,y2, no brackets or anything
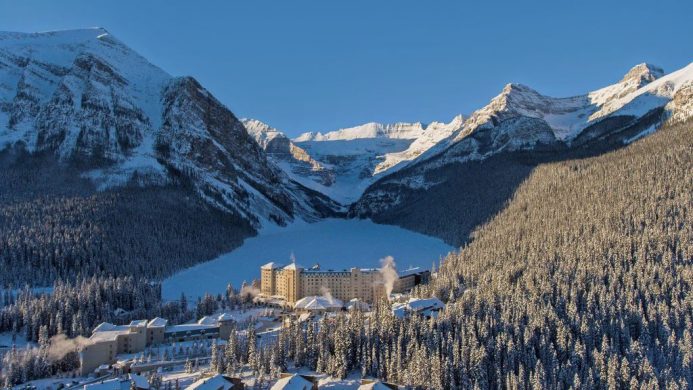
283,262,303,270
147,317,168,328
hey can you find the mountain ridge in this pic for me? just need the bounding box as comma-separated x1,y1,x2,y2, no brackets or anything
0,28,339,229
243,61,692,209
348,61,693,245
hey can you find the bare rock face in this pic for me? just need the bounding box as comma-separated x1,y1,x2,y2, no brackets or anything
32,53,152,160
243,118,335,188
0,28,339,229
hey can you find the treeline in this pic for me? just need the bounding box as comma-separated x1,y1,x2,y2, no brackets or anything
220,119,690,388
0,275,258,386
0,277,257,344
416,118,692,388
1,331,80,387
0,151,254,286
0,276,163,341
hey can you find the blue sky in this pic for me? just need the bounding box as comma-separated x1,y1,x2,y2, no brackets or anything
2,0,692,136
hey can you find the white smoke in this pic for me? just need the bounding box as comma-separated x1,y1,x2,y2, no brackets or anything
240,284,260,300
47,334,92,361
320,286,335,304
379,256,399,297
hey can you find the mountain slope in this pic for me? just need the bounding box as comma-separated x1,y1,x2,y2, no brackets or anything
0,28,338,228
420,118,692,388
0,28,338,285
351,62,693,245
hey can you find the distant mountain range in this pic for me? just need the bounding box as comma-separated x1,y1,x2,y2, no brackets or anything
244,61,693,244
1,27,691,282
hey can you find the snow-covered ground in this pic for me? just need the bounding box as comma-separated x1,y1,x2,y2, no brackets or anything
162,219,453,301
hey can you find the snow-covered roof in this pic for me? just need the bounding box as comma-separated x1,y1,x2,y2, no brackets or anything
129,373,150,390
165,323,217,334
294,296,343,311
186,374,236,390
406,297,444,311
90,322,132,342
93,322,118,332
217,313,234,322
347,299,370,311
392,305,407,319
398,267,427,277
197,316,218,325
129,320,148,327
271,374,313,390
147,317,168,328
84,378,130,390
392,297,445,318
261,262,281,270
358,380,397,390
283,263,303,270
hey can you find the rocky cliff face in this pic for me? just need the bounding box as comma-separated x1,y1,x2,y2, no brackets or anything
243,118,335,190
0,28,339,228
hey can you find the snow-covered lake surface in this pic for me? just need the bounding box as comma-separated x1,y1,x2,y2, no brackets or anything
162,219,454,301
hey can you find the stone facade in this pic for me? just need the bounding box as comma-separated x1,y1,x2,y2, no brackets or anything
261,263,387,304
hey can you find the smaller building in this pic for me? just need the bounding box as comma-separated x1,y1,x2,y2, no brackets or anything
294,296,343,313
146,317,168,346
80,314,236,376
186,374,244,390
346,298,370,312
271,373,318,390
392,268,431,294
79,320,149,375
83,373,149,390
392,297,445,319
164,313,234,342
358,379,399,390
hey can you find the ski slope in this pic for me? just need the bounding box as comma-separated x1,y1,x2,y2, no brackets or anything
161,219,454,301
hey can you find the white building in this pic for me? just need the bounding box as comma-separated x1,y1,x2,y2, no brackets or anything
392,297,445,319
186,374,244,390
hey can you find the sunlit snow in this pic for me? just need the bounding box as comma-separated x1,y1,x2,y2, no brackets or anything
162,219,454,301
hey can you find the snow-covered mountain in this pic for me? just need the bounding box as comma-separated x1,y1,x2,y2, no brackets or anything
2,28,690,241
242,118,335,189
351,62,693,240
247,62,692,207
0,28,338,228
244,117,463,204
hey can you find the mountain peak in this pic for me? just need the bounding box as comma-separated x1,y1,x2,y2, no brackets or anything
621,63,664,87
498,83,545,103
0,27,110,43
502,83,536,94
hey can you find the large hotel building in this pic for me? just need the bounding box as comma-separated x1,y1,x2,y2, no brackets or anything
260,262,430,304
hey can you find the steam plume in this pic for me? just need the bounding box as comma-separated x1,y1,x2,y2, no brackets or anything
320,286,335,304
379,256,399,297
47,334,92,361
240,284,260,299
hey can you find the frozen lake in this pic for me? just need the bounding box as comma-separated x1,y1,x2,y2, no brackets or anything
162,218,454,301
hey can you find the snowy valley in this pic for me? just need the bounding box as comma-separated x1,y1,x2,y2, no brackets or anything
0,23,692,390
